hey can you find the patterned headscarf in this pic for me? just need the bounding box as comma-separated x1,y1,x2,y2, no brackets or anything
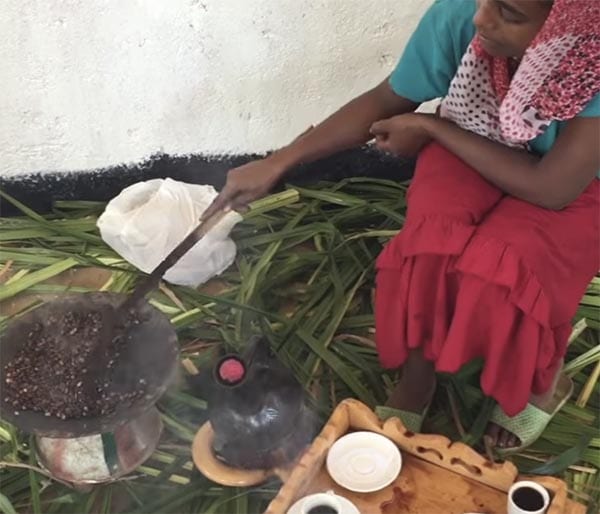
440,0,600,148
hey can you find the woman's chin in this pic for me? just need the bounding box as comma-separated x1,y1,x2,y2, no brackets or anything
478,34,512,58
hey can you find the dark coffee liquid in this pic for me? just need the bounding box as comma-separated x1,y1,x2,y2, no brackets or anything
512,487,545,511
306,506,338,514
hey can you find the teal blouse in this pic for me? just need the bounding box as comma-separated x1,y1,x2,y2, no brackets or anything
389,0,600,157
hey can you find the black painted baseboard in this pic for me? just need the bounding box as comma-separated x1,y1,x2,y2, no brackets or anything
0,146,415,216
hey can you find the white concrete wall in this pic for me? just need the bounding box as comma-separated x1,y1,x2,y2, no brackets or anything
0,0,431,177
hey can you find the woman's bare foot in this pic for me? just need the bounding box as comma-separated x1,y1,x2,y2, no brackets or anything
485,371,571,450
386,349,437,414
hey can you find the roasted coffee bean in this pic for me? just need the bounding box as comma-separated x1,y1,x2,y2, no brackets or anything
3,307,149,420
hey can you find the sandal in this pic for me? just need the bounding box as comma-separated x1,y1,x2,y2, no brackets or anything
490,374,574,456
375,403,431,433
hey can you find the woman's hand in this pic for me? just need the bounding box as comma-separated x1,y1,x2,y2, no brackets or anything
370,113,433,158
202,157,286,219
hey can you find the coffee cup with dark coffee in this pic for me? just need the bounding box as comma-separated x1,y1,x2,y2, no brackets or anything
287,490,360,514
507,481,550,514
299,492,341,514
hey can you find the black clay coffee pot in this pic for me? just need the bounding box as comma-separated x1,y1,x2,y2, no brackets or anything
193,336,316,470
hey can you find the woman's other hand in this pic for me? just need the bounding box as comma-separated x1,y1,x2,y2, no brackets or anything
370,113,433,158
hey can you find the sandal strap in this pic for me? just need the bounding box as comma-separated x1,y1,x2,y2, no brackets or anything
490,403,553,448
375,405,428,433
491,375,574,452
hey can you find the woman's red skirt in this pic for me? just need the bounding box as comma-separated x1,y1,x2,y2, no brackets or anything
375,143,600,416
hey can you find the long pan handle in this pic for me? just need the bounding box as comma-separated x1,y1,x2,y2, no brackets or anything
120,207,231,312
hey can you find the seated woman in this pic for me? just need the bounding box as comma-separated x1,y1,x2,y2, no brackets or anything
205,0,600,453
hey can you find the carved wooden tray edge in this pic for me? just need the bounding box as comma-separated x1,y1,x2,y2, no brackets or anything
264,399,585,514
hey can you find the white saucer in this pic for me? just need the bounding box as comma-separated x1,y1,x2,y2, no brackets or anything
326,431,402,493
287,491,360,514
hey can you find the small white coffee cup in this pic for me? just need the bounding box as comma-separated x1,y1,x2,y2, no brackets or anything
507,481,550,514
300,492,341,514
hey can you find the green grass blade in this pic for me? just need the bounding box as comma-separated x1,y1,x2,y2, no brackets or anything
0,494,18,514
527,430,596,476
0,258,78,301
28,438,41,514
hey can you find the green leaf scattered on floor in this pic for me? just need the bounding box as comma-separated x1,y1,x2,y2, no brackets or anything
0,180,598,512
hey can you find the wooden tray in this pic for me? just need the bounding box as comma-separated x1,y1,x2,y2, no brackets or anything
264,399,585,514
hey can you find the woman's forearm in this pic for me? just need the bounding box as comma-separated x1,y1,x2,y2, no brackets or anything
421,115,599,210
269,81,418,173
422,116,545,195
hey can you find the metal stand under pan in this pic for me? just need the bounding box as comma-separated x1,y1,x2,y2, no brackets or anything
1,293,179,485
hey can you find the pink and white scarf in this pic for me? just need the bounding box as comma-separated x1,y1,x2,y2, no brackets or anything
440,0,600,148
